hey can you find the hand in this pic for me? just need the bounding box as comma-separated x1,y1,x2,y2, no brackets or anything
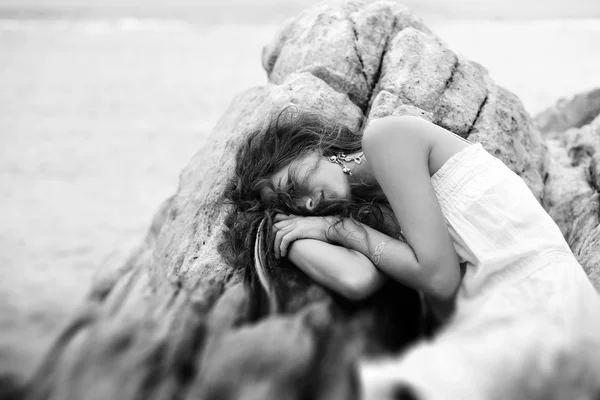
272,214,335,259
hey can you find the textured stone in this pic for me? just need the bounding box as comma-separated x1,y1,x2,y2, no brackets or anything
348,0,432,90
467,81,546,200
542,112,600,289
432,58,488,136
375,28,458,113
262,0,431,110
369,90,434,121
25,1,600,398
535,87,600,135
263,4,370,109
26,50,418,399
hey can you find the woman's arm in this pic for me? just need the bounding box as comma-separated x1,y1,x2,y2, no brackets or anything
272,214,387,300
272,206,399,301
355,116,461,301
287,239,387,301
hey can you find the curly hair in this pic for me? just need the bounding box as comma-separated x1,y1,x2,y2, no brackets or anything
218,108,389,320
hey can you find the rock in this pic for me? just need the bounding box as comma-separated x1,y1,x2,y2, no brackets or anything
26,1,598,398
263,3,371,110
0,374,23,400
262,0,432,111
369,26,544,199
369,90,435,121
375,28,458,114
466,83,546,200
535,87,600,136
26,62,421,400
542,111,600,289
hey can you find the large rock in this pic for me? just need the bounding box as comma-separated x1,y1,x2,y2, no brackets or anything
538,89,600,289
535,88,600,136
24,1,598,399
262,0,431,111
25,68,421,400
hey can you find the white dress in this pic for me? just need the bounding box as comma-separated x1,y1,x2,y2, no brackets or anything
361,143,600,400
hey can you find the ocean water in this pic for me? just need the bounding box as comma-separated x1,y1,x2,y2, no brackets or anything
1,5,600,380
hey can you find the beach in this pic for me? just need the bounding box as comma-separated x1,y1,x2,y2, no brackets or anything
1,0,600,380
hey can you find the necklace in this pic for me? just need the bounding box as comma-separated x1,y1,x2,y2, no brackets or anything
328,152,364,176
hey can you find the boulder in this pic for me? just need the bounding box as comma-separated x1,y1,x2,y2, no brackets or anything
539,92,600,289
25,1,598,399
535,87,600,136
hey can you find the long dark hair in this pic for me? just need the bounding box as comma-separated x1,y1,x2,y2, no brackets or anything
218,108,387,320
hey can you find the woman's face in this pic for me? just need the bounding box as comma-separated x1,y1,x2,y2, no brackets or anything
269,151,351,211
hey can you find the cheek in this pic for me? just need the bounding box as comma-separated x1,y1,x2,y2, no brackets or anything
336,179,351,199
310,161,350,199
323,173,350,199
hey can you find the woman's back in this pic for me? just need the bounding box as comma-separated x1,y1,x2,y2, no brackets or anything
430,143,576,304
362,123,600,400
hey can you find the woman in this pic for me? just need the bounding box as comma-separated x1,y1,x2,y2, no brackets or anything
221,109,600,399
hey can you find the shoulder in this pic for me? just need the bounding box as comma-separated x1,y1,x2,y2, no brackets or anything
362,116,435,158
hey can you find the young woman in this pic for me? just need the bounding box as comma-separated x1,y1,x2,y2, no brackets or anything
221,109,600,399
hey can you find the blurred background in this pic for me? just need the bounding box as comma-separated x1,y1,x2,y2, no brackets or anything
1,0,599,382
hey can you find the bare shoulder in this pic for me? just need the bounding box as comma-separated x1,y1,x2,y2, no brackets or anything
362,116,471,177
362,116,436,147
360,116,462,299
362,116,435,166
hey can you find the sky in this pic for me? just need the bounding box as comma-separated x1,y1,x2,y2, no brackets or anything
1,0,599,21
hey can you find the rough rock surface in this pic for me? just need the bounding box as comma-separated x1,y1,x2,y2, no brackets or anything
538,88,600,289
535,88,600,135
23,1,598,399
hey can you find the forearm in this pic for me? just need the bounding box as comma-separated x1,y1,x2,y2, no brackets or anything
328,219,460,300
288,239,387,301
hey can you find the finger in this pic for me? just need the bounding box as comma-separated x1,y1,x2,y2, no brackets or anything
273,220,294,231
273,223,295,259
274,213,296,222
280,228,302,258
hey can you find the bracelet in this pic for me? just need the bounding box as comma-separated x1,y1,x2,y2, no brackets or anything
371,238,392,266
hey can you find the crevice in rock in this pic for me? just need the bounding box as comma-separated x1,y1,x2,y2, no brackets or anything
364,18,397,118
588,158,600,194
467,93,489,137
441,56,459,98
432,55,459,121
349,20,370,94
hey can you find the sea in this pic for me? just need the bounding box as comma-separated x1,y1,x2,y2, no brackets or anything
1,0,600,381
